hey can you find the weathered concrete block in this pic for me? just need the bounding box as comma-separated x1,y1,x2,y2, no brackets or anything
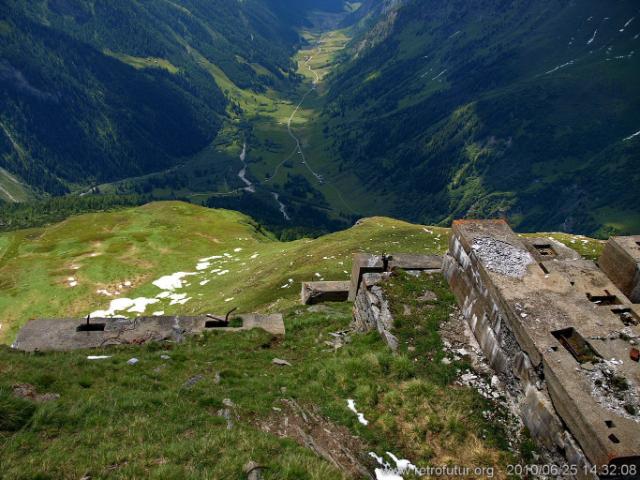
348,253,384,301
387,254,442,272
599,236,640,303
301,281,350,305
14,313,285,352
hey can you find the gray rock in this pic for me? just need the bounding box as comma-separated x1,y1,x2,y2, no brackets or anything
183,374,205,389
272,358,292,367
417,290,438,302
127,358,139,366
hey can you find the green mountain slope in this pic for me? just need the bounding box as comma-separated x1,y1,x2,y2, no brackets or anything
0,202,604,478
324,0,640,235
0,0,310,195
0,201,602,344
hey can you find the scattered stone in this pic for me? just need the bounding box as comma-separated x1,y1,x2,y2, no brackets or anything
214,371,221,384
12,384,60,402
182,375,205,390
223,398,235,408
471,236,534,278
272,358,292,367
127,358,139,366
218,408,234,430
417,290,438,302
160,354,171,360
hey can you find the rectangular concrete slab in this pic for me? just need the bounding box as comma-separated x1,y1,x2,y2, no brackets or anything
301,281,350,305
14,313,285,352
386,254,442,271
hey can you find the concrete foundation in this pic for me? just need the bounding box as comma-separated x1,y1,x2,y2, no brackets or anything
14,313,285,352
443,220,640,476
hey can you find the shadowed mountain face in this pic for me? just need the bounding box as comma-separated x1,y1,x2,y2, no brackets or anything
326,0,640,235
0,0,316,194
0,0,638,236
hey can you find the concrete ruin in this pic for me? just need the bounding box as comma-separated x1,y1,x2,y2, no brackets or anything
350,254,443,351
600,235,640,304
301,281,350,305
443,219,640,477
14,313,285,352
348,253,442,301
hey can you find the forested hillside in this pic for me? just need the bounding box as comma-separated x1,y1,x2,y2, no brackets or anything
0,0,310,195
326,0,640,235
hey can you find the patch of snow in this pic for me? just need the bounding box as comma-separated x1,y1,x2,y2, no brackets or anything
250,253,259,259
87,356,111,360
217,270,229,276
196,262,210,271
545,59,575,75
431,69,447,81
624,129,640,141
346,399,369,426
200,279,210,286
168,293,189,305
91,297,159,317
152,311,165,316
369,452,419,480
152,272,197,291
224,297,235,302
234,248,242,252
126,297,159,313
200,255,223,262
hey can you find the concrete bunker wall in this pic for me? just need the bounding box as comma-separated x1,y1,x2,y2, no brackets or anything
443,220,640,477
